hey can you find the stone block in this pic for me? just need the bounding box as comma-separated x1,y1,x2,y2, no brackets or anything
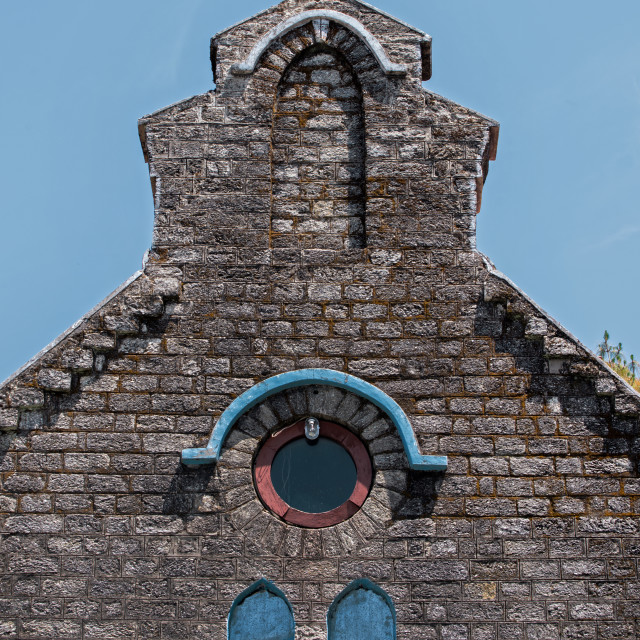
0,408,19,430
9,388,45,410
37,368,72,392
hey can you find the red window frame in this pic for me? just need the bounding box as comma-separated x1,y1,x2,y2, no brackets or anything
254,419,372,528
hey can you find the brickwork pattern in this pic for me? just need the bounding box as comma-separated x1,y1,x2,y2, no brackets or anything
271,43,366,250
1,0,639,638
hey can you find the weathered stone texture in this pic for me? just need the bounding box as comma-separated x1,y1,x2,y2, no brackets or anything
1,0,639,638
271,42,367,250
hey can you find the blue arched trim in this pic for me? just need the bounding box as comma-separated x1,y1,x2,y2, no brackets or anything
181,368,447,471
228,578,294,640
327,578,395,640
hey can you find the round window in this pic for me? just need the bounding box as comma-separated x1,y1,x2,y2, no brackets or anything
254,419,372,528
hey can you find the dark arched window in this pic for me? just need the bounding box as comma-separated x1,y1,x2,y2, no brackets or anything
228,579,294,640
328,578,395,640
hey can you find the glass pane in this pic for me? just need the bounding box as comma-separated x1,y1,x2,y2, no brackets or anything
271,437,357,513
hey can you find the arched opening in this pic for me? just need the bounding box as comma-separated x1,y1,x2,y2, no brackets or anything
228,579,295,640
270,43,366,250
328,578,395,640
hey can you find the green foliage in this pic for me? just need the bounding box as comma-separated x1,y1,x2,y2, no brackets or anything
597,330,640,391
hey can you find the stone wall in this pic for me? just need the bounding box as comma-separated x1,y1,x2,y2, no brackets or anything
271,42,367,250
0,1,639,638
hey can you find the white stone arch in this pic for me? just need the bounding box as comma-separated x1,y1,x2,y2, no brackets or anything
230,10,407,77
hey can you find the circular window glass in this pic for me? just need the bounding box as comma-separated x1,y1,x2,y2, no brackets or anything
271,437,357,513
254,420,372,528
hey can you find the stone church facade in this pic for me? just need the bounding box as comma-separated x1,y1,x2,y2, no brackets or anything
1,1,639,638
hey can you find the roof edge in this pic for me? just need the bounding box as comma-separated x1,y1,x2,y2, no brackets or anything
138,93,209,123
0,270,145,390
211,0,429,42
354,0,429,37
210,1,281,41
479,252,640,400
423,87,500,127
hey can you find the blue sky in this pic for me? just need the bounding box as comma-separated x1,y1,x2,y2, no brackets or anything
1,0,639,383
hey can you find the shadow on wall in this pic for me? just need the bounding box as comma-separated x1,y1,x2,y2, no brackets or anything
219,20,402,255
270,43,367,251
474,294,640,481
158,298,640,531
2,276,637,547
161,382,445,527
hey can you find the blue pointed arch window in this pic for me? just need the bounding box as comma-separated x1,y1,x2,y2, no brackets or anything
228,579,294,640
327,579,395,640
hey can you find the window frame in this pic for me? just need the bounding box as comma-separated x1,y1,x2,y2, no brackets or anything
254,419,372,528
